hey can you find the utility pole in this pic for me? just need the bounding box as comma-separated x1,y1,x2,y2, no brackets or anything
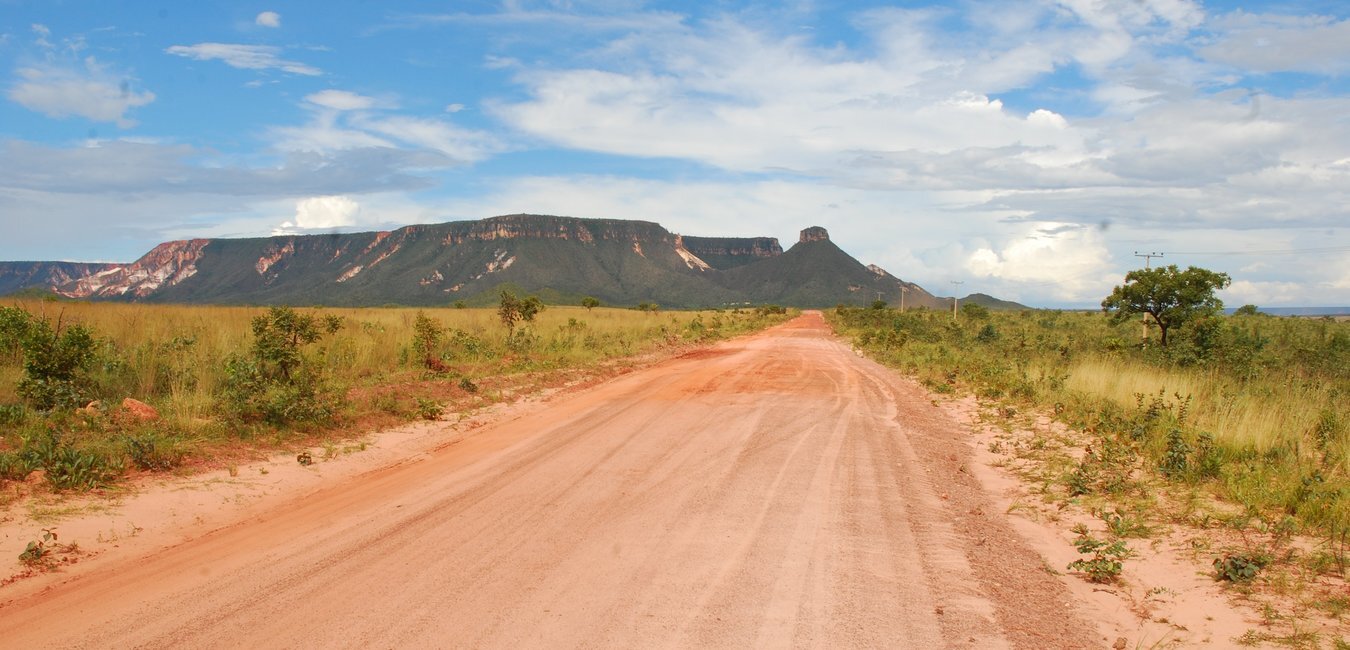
899,286,909,313
1133,252,1163,344
1134,251,1164,269
950,280,963,318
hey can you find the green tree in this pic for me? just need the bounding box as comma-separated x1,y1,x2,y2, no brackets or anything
249,306,339,380
870,299,888,310
581,296,601,311
961,302,991,319
1234,304,1261,317
498,290,544,332
1101,265,1231,347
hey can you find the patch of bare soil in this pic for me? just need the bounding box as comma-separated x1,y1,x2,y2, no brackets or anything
942,394,1349,648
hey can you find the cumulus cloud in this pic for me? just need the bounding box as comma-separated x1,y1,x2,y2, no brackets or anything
1222,279,1308,306
965,223,1118,302
255,11,281,28
165,43,321,76
7,59,154,127
276,195,360,233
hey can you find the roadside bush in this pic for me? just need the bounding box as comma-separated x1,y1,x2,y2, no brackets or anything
219,307,344,427
412,311,446,371
124,430,188,471
13,312,99,411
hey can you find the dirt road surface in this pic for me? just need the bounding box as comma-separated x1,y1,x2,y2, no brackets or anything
0,312,1104,649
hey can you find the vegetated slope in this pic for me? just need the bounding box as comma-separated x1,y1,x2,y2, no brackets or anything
961,292,1027,310
718,228,945,309
11,214,1023,309
159,217,740,307
0,261,117,297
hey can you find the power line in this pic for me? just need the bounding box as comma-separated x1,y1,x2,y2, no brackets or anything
1133,251,1164,269
1160,245,1350,256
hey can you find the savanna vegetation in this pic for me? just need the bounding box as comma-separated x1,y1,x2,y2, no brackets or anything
0,296,792,494
830,281,1350,640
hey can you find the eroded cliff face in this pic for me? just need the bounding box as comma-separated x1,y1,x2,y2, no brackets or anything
799,226,830,243
681,236,782,258
440,214,673,246
0,262,119,296
679,236,782,270
59,240,210,298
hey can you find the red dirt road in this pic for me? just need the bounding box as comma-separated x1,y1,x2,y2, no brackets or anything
0,312,1103,648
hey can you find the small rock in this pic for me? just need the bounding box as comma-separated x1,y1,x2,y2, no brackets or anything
120,397,159,422
24,469,46,485
1113,637,1128,650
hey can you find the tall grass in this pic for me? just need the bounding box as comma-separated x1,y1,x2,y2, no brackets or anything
830,305,1350,536
0,298,791,489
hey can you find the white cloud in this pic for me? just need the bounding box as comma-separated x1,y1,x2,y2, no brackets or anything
7,58,155,127
445,103,465,113
305,90,378,111
276,195,360,233
358,115,503,162
0,137,454,261
965,223,1118,302
1222,280,1307,306
255,11,282,28
271,92,503,163
1201,13,1350,75
165,43,321,76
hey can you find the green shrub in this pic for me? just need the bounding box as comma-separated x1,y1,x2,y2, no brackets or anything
19,432,121,490
0,404,26,426
1067,524,1131,583
124,431,187,471
415,398,442,421
412,311,444,371
1214,553,1268,582
13,314,99,411
218,307,345,427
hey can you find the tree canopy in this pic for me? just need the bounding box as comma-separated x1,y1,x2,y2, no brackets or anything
1101,265,1230,347
498,290,544,331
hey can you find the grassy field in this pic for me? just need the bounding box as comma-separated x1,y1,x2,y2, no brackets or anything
0,298,791,491
830,307,1349,538
830,305,1350,642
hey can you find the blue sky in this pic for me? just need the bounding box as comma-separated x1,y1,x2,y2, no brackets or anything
2,0,1349,307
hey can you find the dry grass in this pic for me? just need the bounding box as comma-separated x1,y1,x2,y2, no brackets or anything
1064,358,1335,455
0,298,791,487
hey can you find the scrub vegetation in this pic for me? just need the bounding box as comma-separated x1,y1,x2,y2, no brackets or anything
830,299,1350,643
0,298,791,493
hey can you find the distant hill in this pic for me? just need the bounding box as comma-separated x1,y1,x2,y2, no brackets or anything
0,261,118,297
2,214,1026,310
